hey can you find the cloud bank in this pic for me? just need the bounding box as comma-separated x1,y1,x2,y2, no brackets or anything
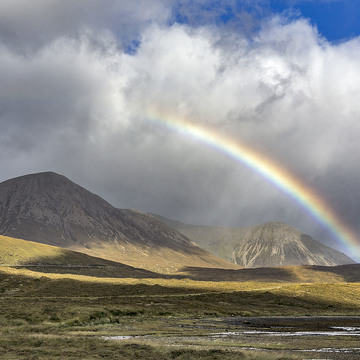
1,1,359,258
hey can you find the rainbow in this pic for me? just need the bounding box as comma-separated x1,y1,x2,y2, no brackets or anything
146,110,360,258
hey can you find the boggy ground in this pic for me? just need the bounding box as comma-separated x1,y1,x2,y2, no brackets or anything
0,267,359,359
2,314,360,359
99,316,360,359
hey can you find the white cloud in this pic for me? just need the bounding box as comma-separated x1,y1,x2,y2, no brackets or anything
115,18,360,249
1,4,360,255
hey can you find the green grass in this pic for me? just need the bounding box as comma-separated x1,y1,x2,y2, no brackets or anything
0,334,298,360
1,266,359,317
0,235,69,265
0,266,359,359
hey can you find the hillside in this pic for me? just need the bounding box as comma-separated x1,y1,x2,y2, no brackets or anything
181,263,360,282
1,234,359,283
153,215,355,267
0,172,237,273
0,235,167,278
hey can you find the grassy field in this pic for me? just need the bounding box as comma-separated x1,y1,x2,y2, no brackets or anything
0,266,360,359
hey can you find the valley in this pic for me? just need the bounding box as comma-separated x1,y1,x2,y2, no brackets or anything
0,266,360,359
0,172,359,359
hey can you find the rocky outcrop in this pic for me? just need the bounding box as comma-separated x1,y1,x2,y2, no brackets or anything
233,222,355,267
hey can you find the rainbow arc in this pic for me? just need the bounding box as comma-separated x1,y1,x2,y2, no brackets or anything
146,110,360,257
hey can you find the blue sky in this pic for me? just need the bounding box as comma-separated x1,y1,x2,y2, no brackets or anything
172,0,360,43
271,0,360,42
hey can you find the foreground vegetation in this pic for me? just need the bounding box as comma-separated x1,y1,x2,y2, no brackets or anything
0,266,359,359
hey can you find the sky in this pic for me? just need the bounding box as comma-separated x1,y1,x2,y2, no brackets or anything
1,0,360,260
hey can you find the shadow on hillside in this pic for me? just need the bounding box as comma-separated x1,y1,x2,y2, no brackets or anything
11,252,181,279
9,249,359,282
182,263,360,283
2,269,358,317
180,266,298,282
305,263,360,282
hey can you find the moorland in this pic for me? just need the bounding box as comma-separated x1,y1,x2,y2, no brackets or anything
1,262,360,359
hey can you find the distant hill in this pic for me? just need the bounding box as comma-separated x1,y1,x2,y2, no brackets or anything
1,234,359,283
180,263,360,283
0,234,166,278
152,215,355,267
0,172,237,273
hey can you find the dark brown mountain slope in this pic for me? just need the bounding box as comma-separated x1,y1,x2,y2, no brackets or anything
0,172,238,273
153,215,355,267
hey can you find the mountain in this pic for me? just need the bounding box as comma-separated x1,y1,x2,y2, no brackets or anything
0,172,237,273
152,215,355,267
0,235,165,278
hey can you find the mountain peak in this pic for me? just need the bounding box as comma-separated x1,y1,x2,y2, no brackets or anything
152,215,355,268
0,172,236,273
3,171,69,183
0,171,86,199
0,171,115,245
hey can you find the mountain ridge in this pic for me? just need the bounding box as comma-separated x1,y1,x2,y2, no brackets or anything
1,171,354,271
0,172,237,273
152,214,355,267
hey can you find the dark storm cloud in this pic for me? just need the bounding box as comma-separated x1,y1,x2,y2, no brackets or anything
0,1,360,259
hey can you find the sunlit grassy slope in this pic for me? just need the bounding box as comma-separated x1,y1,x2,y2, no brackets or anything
0,235,167,278
0,234,238,277
0,235,69,265
68,240,239,274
